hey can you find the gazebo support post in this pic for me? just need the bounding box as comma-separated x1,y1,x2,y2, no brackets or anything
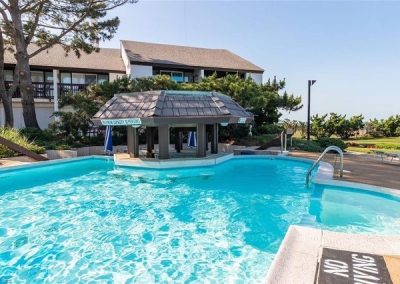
179,131,183,152
175,131,183,153
211,123,219,154
158,125,170,159
127,126,139,158
197,123,206,157
146,127,155,158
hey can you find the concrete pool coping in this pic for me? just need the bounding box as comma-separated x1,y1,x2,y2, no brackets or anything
0,155,113,173
265,225,400,284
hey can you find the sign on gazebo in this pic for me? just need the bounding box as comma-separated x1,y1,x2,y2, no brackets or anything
101,118,142,126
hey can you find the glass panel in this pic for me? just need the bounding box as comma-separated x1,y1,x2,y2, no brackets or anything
171,72,183,82
71,73,85,84
4,70,13,81
45,72,53,83
61,73,71,84
85,74,97,85
97,74,109,84
184,72,193,83
31,71,44,83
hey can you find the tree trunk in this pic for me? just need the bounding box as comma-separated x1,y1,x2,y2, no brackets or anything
9,0,40,129
0,28,14,127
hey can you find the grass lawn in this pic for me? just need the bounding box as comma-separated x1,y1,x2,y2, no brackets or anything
345,137,400,154
346,146,400,154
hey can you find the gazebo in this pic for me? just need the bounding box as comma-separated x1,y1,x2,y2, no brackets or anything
92,90,253,159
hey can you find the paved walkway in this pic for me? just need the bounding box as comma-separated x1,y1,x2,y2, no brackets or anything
289,151,400,190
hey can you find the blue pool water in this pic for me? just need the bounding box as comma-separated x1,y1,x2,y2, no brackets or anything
0,157,399,283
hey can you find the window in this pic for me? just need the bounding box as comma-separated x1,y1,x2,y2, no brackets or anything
171,72,183,83
31,71,44,83
4,70,13,81
61,73,71,84
97,74,109,84
160,70,184,83
184,72,194,83
71,73,85,84
85,74,97,85
70,73,97,84
45,72,54,83
60,72,108,85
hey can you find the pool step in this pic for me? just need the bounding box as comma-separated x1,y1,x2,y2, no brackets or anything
299,215,317,226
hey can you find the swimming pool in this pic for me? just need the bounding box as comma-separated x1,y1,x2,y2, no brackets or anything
0,157,399,283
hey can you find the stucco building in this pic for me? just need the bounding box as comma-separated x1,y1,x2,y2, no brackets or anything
2,40,264,128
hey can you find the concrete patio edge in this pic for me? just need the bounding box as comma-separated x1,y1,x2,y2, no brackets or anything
265,225,400,284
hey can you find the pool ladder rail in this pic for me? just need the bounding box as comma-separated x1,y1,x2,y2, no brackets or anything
306,146,344,186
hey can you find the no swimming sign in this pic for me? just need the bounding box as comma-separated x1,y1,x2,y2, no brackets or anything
317,248,400,284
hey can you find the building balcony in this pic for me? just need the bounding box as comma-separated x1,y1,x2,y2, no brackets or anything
5,81,89,101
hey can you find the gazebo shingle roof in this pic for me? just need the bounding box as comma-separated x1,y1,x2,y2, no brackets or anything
93,90,253,125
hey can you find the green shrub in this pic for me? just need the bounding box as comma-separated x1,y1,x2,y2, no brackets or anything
0,128,45,158
367,116,400,137
311,113,364,139
316,137,347,150
234,134,277,146
219,125,250,141
292,139,324,152
255,123,283,135
20,128,56,145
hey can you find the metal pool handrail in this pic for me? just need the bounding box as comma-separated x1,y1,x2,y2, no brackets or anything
306,145,344,186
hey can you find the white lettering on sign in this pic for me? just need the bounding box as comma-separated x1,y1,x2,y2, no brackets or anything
352,254,380,283
101,118,142,126
238,117,247,124
323,259,349,278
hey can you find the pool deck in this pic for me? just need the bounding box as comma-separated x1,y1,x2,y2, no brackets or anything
266,225,400,284
0,156,36,167
289,151,400,190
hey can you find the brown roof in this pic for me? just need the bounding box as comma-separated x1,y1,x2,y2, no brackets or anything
4,44,126,73
93,90,253,126
122,40,264,73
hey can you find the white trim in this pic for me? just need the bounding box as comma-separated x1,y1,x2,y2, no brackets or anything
53,69,59,118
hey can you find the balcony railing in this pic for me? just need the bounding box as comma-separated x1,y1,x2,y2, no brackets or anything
5,81,89,100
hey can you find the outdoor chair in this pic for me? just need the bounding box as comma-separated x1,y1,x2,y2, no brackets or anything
386,152,400,162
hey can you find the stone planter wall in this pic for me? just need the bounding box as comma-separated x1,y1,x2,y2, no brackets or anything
45,150,78,160
74,145,128,157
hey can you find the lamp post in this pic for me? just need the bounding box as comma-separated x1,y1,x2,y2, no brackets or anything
307,80,317,141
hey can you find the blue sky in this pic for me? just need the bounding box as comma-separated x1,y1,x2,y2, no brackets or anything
103,1,400,121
